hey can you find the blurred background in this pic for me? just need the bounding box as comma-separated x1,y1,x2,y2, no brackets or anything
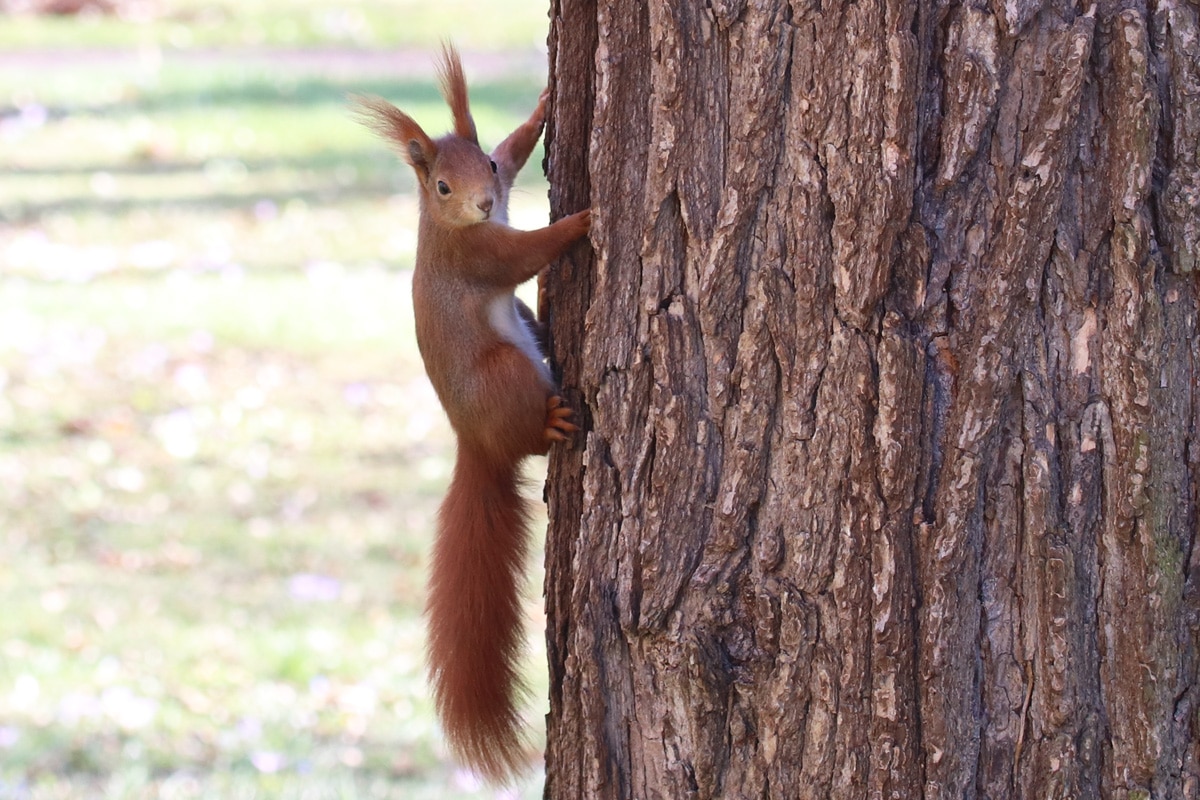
0,2,554,797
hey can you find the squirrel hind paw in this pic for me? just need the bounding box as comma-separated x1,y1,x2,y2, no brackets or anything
543,396,579,442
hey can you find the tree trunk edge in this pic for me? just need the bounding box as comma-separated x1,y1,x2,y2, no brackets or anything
542,2,1200,799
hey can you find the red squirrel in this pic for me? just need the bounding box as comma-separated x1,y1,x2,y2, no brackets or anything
354,45,590,781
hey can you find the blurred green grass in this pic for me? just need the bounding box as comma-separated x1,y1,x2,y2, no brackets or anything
0,0,550,50
0,4,554,798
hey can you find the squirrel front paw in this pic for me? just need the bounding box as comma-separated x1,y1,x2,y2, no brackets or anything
566,208,592,239
532,88,549,130
543,395,579,443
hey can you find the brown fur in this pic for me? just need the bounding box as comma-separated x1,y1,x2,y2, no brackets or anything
353,46,589,783
435,42,478,144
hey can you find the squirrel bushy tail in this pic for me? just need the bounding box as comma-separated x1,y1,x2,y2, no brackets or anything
426,443,531,781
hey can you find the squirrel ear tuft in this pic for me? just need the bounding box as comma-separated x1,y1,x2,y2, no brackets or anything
436,42,478,145
351,94,438,179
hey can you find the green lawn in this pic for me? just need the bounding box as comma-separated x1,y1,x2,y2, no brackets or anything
1,7,554,798
0,0,551,50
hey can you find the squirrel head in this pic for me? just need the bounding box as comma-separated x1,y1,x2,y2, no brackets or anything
354,43,500,228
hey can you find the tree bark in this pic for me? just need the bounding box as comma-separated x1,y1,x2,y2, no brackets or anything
542,1,1200,798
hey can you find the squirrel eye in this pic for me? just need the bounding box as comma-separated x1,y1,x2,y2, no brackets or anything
436,180,451,196
489,160,498,174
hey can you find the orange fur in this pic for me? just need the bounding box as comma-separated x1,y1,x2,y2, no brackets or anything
436,42,478,144
427,444,532,779
353,46,589,783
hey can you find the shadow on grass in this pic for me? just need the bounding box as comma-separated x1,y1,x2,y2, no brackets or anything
3,147,548,223
1,183,403,223
4,76,543,122
5,150,403,178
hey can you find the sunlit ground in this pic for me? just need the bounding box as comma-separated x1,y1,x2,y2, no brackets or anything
1,4,553,797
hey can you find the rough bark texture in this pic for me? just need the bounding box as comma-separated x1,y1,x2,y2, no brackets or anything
542,0,1200,798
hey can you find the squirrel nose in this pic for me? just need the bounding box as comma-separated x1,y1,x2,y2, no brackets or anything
477,197,493,216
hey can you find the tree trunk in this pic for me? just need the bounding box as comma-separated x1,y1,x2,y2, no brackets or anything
541,1,1200,798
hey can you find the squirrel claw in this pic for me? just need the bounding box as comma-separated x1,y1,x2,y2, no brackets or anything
544,395,578,442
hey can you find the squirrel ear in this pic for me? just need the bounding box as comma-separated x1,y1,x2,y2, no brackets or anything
436,42,479,145
352,95,438,179
405,140,432,176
